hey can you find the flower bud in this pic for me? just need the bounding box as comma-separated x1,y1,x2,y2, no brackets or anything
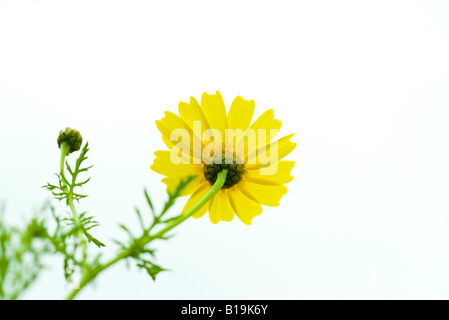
57,127,82,154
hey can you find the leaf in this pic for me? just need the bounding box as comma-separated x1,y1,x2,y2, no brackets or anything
119,224,134,240
137,260,167,281
134,207,146,231
65,161,74,176
144,189,155,217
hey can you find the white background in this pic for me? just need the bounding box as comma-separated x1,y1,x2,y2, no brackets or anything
1,0,449,299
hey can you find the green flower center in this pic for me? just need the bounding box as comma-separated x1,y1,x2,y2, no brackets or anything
204,153,244,189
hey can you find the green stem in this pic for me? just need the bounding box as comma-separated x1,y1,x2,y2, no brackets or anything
66,169,229,300
59,143,70,189
60,144,81,224
60,143,86,265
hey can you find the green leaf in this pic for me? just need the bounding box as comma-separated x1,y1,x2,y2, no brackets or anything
144,189,155,217
135,207,146,231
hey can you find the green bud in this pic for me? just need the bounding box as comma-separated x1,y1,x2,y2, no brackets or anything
57,127,82,154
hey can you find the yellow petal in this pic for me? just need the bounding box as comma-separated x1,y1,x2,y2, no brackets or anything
250,109,282,134
182,183,211,218
242,109,282,155
227,96,255,131
246,133,296,169
245,161,295,185
228,187,262,225
201,91,228,139
161,175,204,196
238,180,288,207
151,150,196,176
151,151,204,196
156,111,203,162
159,135,189,163
157,121,193,163
208,189,235,224
178,96,211,137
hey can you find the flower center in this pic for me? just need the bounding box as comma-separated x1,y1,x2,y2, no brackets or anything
203,153,244,189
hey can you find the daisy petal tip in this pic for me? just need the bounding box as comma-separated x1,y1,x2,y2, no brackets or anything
164,111,176,118
189,96,199,106
292,142,298,151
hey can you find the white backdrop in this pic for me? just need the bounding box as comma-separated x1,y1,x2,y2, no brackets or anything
1,0,449,299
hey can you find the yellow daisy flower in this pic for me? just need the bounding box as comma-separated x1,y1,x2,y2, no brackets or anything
151,91,296,225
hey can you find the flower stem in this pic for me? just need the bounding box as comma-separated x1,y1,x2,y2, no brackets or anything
60,143,81,224
66,169,229,300
60,143,86,265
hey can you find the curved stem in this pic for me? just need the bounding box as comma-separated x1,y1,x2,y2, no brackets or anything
152,169,228,239
66,169,228,300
